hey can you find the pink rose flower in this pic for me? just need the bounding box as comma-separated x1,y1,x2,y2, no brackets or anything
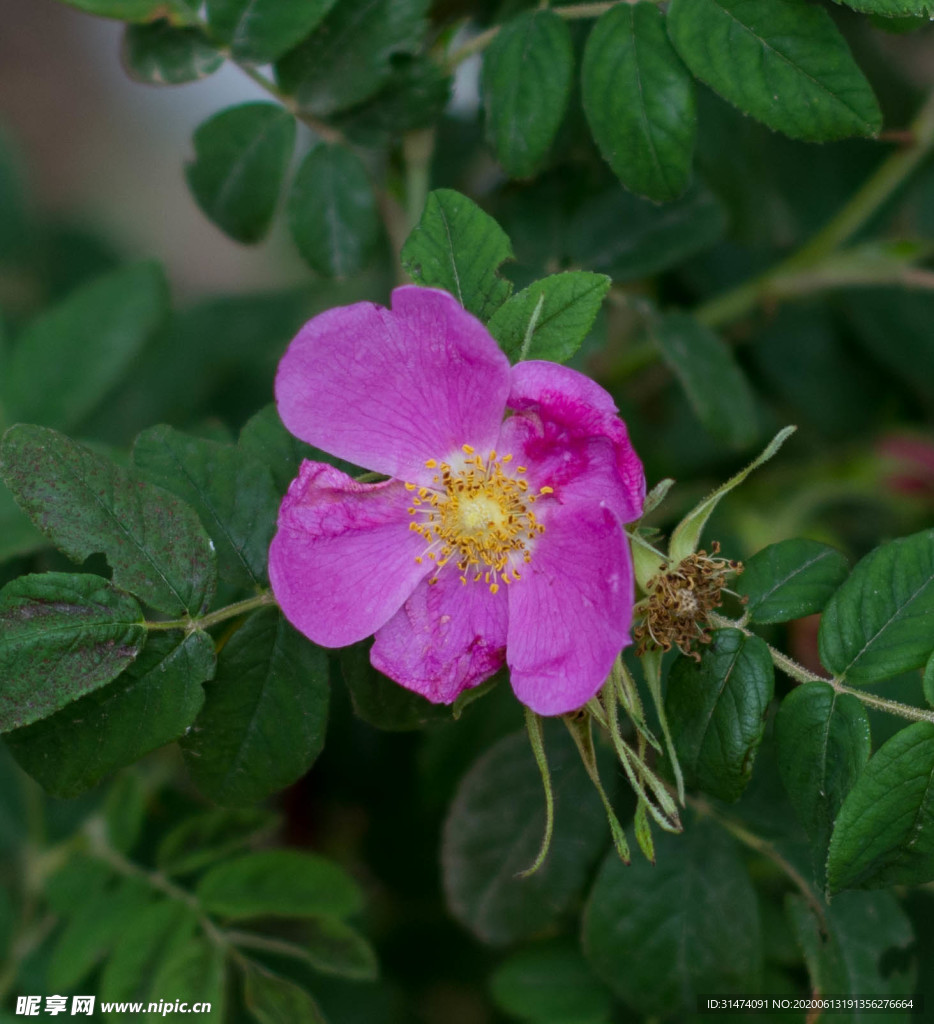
269,286,644,715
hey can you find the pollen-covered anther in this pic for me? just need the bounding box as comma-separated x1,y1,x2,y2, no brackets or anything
406,450,552,590
633,542,744,660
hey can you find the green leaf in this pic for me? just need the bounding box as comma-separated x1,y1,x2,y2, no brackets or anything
288,144,379,278
401,189,514,323
583,818,761,1014
665,629,774,802
196,849,363,920
667,0,882,142
240,404,360,493
741,539,850,624
487,272,610,363
835,0,934,16
0,482,44,563
133,425,278,589
442,726,608,946
5,630,214,797
181,609,328,805
55,0,196,22
275,0,429,117
49,876,153,989
1,262,168,432
185,103,296,244
157,808,279,877
0,424,216,616
827,722,934,892
100,901,199,1021
335,56,451,145
482,10,573,179
649,312,758,449
150,934,225,1021
0,573,145,733
489,940,613,1024
786,890,915,1007
340,642,451,731
582,2,695,201
569,183,726,282
122,21,223,86
103,771,147,854
924,651,934,708
206,0,338,63
297,916,379,981
244,964,326,1024
819,529,934,684
775,682,870,873
668,426,796,564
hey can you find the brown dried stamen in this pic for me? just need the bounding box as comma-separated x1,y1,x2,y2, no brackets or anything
633,541,744,661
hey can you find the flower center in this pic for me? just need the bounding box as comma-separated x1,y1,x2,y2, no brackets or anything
406,446,550,594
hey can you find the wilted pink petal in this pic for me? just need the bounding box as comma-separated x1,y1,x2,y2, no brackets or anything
275,286,511,483
371,573,508,704
269,462,429,647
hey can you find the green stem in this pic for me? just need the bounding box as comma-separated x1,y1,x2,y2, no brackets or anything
787,90,934,270
191,17,345,145
708,612,934,726
696,89,934,331
605,90,934,381
403,128,436,234
518,708,556,878
446,0,644,67
145,591,277,634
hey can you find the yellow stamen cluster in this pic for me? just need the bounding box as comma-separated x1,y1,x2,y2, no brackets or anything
406,445,550,593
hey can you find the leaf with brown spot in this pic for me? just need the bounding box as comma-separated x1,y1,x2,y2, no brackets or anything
0,573,146,732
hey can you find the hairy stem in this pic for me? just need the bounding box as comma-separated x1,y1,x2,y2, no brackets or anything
708,613,934,726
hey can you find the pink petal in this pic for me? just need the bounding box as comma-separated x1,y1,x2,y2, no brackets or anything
498,416,631,522
505,361,645,522
276,286,511,482
371,574,508,704
269,462,429,647
506,500,634,715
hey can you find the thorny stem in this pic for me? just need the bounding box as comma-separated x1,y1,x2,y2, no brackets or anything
708,612,934,726
689,796,828,932
144,591,277,635
446,0,649,67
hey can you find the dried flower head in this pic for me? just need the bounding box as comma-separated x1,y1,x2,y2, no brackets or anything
634,542,743,660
